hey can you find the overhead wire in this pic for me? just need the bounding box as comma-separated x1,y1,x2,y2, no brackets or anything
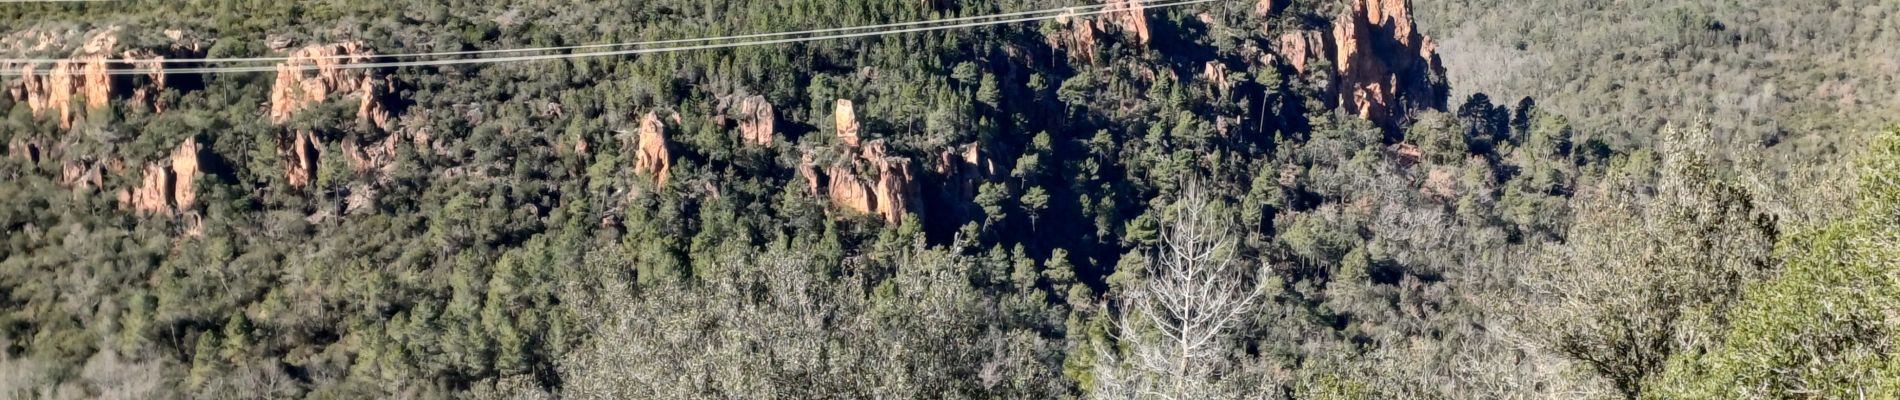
4,1,1127,64
1,0,1218,77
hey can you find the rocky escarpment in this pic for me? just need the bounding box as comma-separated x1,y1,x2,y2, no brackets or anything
1327,0,1448,128
269,42,394,130
6,28,203,129
267,42,408,189
1274,30,1329,75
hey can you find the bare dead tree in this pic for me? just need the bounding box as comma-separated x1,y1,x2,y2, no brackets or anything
1094,184,1272,400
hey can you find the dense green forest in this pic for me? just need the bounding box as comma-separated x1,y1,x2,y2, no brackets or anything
0,0,1894,399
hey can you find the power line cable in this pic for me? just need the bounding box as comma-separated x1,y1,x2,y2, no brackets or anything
4,0,1212,77
0,0,1140,65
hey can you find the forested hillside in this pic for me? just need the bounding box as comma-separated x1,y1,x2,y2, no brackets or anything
1416,0,1900,224
0,0,1894,399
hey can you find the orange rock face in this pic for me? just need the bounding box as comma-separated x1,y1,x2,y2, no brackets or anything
283,131,323,189
169,137,201,210
1103,0,1151,45
1203,61,1234,95
936,142,996,206
1275,31,1328,75
128,137,202,214
632,112,672,187
1047,0,1151,61
824,140,920,224
1256,0,1283,16
1329,0,1448,128
834,99,861,148
269,42,393,130
8,29,197,129
826,164,874,216
861,141,919,224
737,95,775,146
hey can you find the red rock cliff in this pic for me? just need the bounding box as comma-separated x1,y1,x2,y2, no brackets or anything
1328,0,1448,128
269,42,393,130
7,29,198,129
825,140,920,224
126,137,202,214
1046,0,1152,61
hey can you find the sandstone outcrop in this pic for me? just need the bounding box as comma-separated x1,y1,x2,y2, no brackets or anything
1329,0,1448,128
936,143,996,205
1103,0,1151,45
834,99,861,148
342,133,401,175
798,152,823,196
269,42,393,130
1046,0,1151,61
170,137,201,210
825,140,919,224
1256,0,1284,16
1203,61,1234,95
126,137,202,214
1274,31,1328,74
861,141,920,224
283,131,322,189
7,28,201,129
736,95,776,146
631,112,672,187
8,137,46,164
826,164,874,216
